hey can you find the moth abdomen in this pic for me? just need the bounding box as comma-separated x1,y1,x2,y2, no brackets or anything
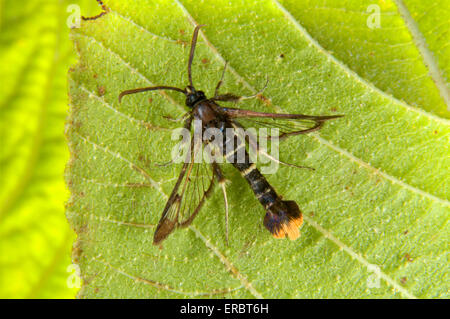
264,200,303,240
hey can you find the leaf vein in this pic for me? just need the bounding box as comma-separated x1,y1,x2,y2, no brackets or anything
272,0,449,123
189,226,264,299
77,84,168,131
73,132,167,199
72,33,183,111
393,0,450,109
303,215,417,299
93,256,242,297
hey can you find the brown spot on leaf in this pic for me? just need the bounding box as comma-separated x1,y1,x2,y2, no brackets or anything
72,240,83,264
176,39,188,46
97,85,106,96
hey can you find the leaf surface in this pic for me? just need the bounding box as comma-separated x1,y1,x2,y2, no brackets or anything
67,0,449,298
278,0,450,118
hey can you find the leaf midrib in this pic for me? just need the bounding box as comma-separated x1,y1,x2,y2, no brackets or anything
393,0,450,109
272,0,449,123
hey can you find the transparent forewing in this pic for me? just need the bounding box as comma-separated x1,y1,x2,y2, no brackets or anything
177,160,215,226
153,130,216,244
233,116,324,139
220,106,342,139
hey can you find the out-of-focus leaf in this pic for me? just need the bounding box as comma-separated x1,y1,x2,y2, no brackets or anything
0,0,98,299
67,0,449,298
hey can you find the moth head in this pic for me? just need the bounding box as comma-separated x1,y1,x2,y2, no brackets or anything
185,86,206,107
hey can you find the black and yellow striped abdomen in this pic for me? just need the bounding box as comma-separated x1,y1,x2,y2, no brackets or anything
221,123,303,240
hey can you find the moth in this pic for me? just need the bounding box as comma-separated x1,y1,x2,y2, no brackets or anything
119,25,342,245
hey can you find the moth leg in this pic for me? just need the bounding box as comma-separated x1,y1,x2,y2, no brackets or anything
81,0,109,21
214,62,228,98
231,120,314,171
154,160,175,167
239,77,269,101
163,112,191,123
212,93,243,103
155,114,192,166
212,77,269,104
258,149,314,171
213,163,230,246
251,136,314,170
124,183,154,188
221,180,229,246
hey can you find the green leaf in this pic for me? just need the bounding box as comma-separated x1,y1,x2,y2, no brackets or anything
67,0,449,298
0,0,98,298
278,0,450,118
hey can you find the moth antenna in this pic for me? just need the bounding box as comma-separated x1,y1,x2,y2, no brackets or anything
118,86,186,103
188,24,206,88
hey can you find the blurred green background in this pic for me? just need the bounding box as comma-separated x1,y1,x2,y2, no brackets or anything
0,0,99,299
